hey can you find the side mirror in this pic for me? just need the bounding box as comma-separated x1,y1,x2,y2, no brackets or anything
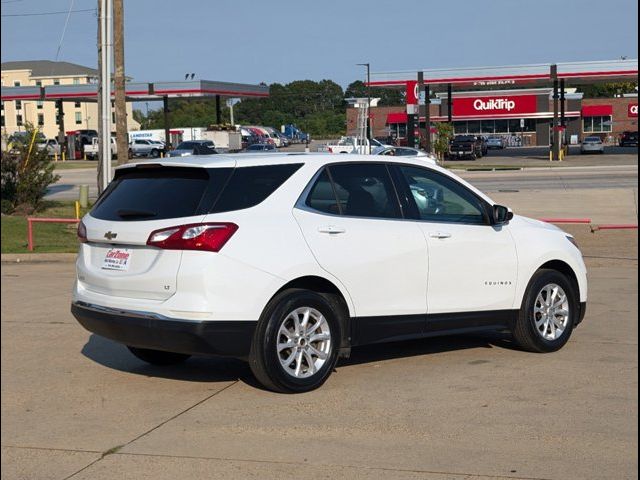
492,205,514,225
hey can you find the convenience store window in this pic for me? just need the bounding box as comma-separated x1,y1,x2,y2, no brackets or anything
583,115,612,133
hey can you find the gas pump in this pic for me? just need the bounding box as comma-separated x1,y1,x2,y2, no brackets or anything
66,131,83,160
66,130,98,159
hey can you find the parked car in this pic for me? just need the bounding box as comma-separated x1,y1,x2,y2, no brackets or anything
323,136,389,154
72,153,587,393
371,146,437,164
245,143,277,152
276,133,290,147
486,136,506,149
36,138,62,157
167,140,217,157
580,136,605,154
240,128,260,149
619,131,638,147
247,127,273,146
129,139,165,158
449,135,484,160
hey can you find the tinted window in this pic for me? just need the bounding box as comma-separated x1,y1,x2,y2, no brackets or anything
210,164,302,213
91,167,227,221
176,142,194,150
397,166,486,224
396,148,418,156
306,169,340,215
324,163,401,219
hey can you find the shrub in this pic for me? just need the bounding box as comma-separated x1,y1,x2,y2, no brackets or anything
1,125,60,214
433,122,454,161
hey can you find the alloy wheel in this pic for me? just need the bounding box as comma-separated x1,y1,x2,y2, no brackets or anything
533,283,570,341
276,307,332,378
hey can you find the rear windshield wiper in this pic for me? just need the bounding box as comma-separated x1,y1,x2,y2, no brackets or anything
116,209,157,218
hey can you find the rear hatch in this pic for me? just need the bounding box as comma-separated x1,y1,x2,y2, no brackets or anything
78,162,234,301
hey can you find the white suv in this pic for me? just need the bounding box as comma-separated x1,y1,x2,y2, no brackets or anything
72,154,587,392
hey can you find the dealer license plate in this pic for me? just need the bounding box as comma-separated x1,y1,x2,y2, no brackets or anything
102,248,133,271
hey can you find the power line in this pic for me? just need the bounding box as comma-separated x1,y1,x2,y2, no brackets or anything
53,0,76,62
1,8,95,17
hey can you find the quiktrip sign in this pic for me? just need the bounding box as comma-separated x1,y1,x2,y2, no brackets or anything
453,94,538,117
629,103,638,118
406,81,419,105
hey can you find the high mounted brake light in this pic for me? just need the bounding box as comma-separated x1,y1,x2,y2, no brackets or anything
146,223,238,252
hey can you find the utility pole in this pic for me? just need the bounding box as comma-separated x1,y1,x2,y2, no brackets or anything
113,0,128,165
96,0,103,192
98,0,113,192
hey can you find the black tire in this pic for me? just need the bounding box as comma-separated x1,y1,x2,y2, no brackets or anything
249,289,342,393
150,149,159,158
511,269,579,353
127,346,191,365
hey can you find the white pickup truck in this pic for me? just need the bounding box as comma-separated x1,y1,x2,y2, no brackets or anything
36,138,61,157
320,136,388,154
129,138,166,158
84,137,116,160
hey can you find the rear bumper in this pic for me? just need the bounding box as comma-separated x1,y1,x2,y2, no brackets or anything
71,301,257,358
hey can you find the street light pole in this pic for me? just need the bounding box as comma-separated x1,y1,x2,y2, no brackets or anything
357,63,371,152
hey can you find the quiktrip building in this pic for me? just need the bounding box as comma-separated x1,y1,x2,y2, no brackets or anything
350,59,638,149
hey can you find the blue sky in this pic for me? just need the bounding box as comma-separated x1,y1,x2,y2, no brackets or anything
1,0,638,88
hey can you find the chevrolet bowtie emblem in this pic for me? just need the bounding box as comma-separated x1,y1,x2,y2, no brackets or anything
104,231,118,240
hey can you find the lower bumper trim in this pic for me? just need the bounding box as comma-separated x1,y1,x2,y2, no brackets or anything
71,302,257,358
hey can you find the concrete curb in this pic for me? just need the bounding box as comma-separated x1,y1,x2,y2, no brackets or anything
1,253,76,264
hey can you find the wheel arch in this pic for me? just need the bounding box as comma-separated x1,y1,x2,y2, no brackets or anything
518,259,581,308
270,275,353,351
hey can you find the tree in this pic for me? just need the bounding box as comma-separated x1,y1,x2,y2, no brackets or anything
1,124,60,214
578,82,638,98
433,122,454,161
345,80,404,106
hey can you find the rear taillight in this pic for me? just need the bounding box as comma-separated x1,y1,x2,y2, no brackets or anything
77,220,88,243
146,223,238,252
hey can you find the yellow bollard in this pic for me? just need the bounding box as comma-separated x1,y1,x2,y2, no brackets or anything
549,150,553,162
54,152,58,162
62,151,66,162
75,201,80,220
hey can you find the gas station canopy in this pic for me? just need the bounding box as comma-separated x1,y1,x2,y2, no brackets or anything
0,79,270,102
367,59,638,91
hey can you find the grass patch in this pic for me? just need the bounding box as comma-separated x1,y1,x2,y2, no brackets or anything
1,200,92,254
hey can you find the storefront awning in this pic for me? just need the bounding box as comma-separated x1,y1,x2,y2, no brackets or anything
581,105,613,116
386,112,408,124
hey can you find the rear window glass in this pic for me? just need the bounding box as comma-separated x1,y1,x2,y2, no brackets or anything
91,167,228,221
91,164,302,221
210,164,302,213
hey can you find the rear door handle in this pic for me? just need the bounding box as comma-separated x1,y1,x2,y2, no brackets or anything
318,225,346,234
429,231,452,239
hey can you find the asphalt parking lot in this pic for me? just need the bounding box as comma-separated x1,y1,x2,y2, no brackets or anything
2,184,638,479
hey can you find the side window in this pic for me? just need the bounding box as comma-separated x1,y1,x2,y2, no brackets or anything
306,169,340,215
210,164,303,213
397,165,487,224
327,163,401,219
